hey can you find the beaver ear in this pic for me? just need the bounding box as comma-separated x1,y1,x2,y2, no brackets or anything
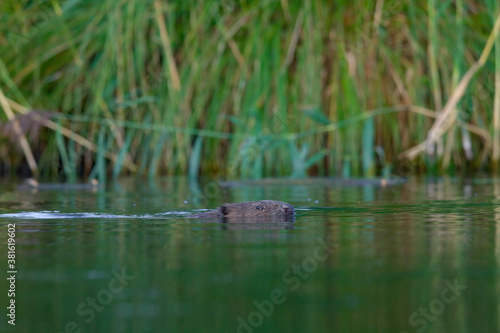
218,204,231,216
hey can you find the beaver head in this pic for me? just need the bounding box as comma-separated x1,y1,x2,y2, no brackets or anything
216,200,294,218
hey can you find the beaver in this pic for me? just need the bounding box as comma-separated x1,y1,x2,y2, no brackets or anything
188,200,295,222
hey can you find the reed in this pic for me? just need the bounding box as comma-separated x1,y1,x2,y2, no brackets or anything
0,0,498,181
490,0,500,170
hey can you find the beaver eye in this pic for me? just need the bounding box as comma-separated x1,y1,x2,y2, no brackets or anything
256,205,262,210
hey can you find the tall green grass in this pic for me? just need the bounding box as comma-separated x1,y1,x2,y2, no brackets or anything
0,0,499,181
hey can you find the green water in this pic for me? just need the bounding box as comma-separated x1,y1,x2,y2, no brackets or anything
1,177,500,333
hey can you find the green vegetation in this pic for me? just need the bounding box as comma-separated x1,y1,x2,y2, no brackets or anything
0,0,499,181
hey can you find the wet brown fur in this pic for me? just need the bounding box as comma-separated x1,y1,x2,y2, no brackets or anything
189,200,294,220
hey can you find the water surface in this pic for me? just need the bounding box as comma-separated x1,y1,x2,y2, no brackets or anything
1,177,499,333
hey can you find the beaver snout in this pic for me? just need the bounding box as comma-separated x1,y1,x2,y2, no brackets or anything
282,203,294,214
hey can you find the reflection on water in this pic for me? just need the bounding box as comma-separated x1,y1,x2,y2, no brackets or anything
495,181,500,270
0,177,499,333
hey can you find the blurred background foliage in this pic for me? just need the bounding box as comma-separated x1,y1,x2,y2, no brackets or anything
0,0,499,181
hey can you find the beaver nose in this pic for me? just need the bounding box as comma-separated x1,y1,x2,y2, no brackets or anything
282,204,292,213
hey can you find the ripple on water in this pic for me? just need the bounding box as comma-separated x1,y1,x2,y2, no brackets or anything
0,211,188,220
